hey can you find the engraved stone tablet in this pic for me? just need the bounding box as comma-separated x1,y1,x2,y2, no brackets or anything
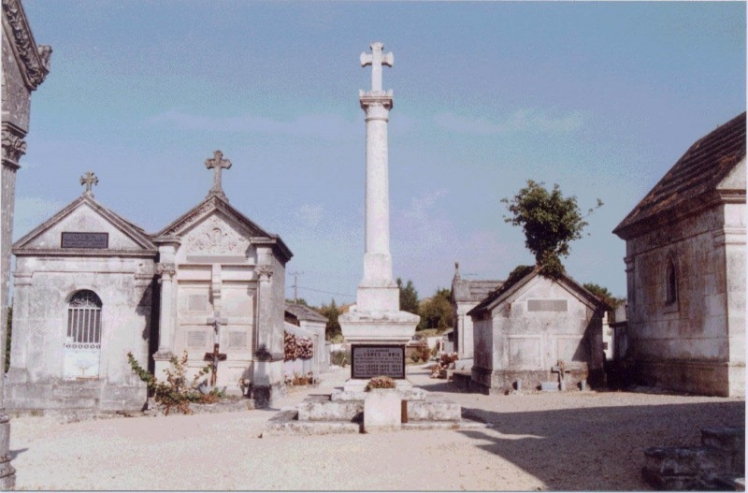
228,332,247,348
351,345,405,379
527,299,568,312
61,232,109,249
187,331,207,348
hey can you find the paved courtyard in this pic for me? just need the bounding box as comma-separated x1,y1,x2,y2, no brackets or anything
9,366,745,491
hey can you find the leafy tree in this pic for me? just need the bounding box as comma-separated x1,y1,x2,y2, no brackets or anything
397,278,419,315
418,288,453,331
583,283,624,315
318,299,342,341
286,298,310,307
502,180,602,278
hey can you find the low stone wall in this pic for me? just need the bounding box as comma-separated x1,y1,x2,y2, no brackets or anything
5,380,146,413
471,366,589,393
633,359,737,397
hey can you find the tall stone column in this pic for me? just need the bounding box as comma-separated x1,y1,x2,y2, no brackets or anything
339,42,419,350
1,0,51,487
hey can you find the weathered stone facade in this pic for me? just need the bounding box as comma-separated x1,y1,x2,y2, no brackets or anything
614,112,746,397
7,153,293,413
8,190,157,412
450,262,502,361
468,268,606,393
2,0,50,487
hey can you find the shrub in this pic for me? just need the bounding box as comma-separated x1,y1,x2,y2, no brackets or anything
418,344,431,362
331,349,350,367
127,351,215,415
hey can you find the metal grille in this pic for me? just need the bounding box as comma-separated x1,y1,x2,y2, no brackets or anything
66,290,102,349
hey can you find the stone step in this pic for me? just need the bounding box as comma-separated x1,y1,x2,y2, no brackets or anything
406,397,461,422
262,409,361,437
297,397,363,422
644,446,732,478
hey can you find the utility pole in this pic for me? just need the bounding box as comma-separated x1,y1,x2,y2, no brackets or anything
289,271,304,302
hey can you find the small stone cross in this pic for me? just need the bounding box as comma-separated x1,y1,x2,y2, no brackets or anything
205,311,228,387
551,362,571,391
80,171,98,196
204,150,232,200
360,42,393,92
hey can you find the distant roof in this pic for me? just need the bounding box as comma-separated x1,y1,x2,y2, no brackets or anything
451,262,503,303
614,112,746,238
285,303,328,323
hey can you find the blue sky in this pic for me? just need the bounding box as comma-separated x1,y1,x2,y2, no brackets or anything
16,1,746,306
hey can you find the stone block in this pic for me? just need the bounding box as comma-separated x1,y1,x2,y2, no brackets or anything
644,446,732,477
406,396,461,422
297,397,362,422
540,382,558,391
363,390,401,432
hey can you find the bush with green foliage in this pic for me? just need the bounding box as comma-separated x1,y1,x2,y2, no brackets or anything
127,351,219,415
502,180,602,278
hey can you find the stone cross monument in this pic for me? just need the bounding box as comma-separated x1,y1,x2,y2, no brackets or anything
339,42,419,388
80,171,98,196
205,150,232,201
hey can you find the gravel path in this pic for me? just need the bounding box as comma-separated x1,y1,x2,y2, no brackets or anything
10,366,744,491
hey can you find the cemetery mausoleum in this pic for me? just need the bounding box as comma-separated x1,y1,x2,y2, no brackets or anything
6,152,292,413
613,112,746,397
468,267,606,393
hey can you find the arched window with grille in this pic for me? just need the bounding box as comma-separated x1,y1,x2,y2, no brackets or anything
63,290,102,379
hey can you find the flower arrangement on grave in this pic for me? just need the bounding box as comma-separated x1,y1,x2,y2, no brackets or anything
430,352,459,379
365,375,397,391
284,331,313,361
127,351,221,415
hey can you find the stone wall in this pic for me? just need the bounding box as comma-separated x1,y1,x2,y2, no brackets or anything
625,202,745,396
6,255,153,412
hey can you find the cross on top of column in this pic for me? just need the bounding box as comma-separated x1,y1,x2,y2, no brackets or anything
205,150,232,201
360,42,393,93
80,171,98,197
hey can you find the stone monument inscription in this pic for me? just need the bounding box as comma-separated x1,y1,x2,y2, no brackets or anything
351,345,405,379
61,232,109,249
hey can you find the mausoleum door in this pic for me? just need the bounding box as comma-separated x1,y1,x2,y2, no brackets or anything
63,290,102,380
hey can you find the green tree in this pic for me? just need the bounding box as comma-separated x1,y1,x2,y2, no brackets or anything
583,283,624,316
418,288,453,331
318,299,342,341
286,298,310,307
397,278,419,315
502,180,602,278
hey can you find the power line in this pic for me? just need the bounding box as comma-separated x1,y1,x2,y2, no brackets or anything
288,285,355,299
288,271,304,302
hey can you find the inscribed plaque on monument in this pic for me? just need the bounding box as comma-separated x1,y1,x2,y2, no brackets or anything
351,345,405,379
527,299,568,312
61,232,109,249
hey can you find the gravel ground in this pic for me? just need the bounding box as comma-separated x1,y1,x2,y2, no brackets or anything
9,365,745,491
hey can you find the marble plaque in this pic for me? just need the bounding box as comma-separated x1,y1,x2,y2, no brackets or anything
351,345,405,379
527,299,568,312
61,232,108,249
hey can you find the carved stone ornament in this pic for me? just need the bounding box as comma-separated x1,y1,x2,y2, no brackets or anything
156,262,176,277
2,0,51,89
185,215,248,255
1,131,26,164
255,265,274,280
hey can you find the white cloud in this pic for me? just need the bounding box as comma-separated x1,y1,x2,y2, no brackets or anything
12,196,65,240
147,111,359,141
434,108,586,135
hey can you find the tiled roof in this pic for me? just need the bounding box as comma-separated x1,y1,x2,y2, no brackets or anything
452,279,503,303
614,112,746,237
285,303,328,323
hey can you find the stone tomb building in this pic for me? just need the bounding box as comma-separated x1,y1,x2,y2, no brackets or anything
613,112,745,397
468,267,606,393
450,262,503,361
7,152,292,413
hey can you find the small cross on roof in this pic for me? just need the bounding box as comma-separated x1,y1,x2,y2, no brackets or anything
80,171,98,197
205,150,232,201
